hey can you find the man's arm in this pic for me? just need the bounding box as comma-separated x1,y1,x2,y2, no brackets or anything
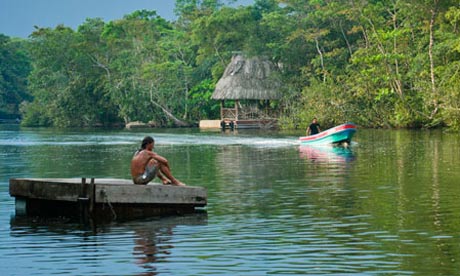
150,152,169,165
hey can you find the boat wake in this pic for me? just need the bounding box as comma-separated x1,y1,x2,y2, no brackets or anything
0,131,299,148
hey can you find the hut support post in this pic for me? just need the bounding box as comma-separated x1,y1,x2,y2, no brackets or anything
235,100,239,128
220,101,224,120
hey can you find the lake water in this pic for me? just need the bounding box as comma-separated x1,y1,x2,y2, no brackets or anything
1,124,460,275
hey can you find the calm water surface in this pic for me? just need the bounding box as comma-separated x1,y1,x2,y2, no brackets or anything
1,125,460,275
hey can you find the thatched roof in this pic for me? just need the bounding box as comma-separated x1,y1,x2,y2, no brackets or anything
212,54,282,100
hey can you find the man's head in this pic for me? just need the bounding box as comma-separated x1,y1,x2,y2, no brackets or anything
141,136,154,150
312,118,318,123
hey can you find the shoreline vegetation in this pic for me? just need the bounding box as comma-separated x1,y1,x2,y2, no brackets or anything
2,1,460,130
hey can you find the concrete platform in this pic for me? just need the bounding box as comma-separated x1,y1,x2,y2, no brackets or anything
9,178,207,222
199,120,221,129
199,119,278,129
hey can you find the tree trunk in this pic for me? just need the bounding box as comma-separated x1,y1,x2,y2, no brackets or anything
429,1,439,118
148,86,188,127
339,21,353,57
314,38,326,82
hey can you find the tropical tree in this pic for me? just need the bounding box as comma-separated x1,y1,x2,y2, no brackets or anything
0,35,31,119
10,0,460,129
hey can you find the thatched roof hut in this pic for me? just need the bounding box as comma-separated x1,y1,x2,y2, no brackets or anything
212,54,281,100
211,54,282,129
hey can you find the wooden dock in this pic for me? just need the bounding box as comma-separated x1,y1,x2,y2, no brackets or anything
9,178,207,222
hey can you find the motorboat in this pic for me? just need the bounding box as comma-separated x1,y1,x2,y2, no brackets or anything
299,123,356,145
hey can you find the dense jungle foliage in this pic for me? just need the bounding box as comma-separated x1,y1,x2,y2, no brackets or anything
2,0,460,129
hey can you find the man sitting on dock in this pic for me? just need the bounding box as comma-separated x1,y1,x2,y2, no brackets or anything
131,136,186,186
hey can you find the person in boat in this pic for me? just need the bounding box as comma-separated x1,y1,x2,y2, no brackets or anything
131,136,185,186
306,118,321,136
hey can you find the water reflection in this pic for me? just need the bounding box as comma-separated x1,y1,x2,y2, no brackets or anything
9,213,207,276
299,145,356,163
133,227,169,276
130,214,207,275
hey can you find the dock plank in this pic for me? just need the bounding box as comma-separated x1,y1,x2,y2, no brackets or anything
9,178,82,202
96,183,207,205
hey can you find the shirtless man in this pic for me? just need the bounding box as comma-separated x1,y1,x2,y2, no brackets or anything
131,136,185,186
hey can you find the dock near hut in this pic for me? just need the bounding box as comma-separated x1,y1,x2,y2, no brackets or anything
9,178,207,222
